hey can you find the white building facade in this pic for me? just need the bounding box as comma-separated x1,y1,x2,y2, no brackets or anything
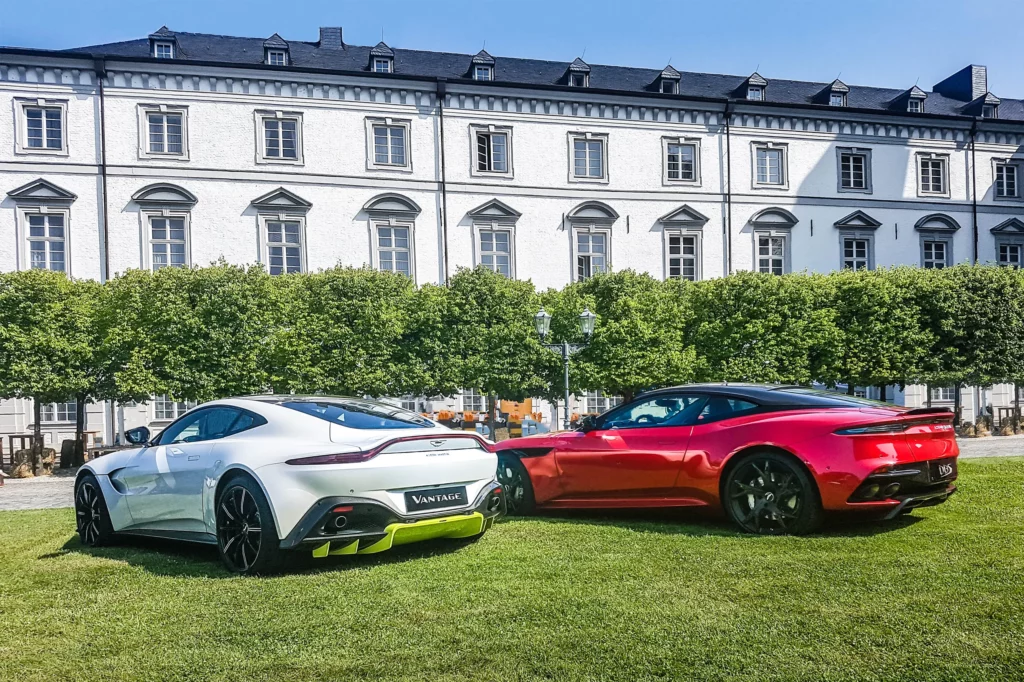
1,26,1022,443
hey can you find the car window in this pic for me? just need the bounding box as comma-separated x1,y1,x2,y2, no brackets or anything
695,397,759,424
280,399,433,430
600,394,707,430
156,407,243,445
225,410,266,436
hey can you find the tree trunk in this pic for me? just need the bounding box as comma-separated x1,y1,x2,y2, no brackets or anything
72,395,87,468
487,393,497,442
621,390,635,404
954,385,963,428
926,384,933,408
846,383,856,396
877,385,887,403
31,399,42,474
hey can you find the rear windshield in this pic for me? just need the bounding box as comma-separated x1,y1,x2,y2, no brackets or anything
774,387,893,407
280,400,433,429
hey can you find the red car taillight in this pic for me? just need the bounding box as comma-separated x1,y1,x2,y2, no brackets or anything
834,422,907,435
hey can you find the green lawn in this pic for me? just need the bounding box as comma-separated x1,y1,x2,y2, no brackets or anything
1,459,1023,682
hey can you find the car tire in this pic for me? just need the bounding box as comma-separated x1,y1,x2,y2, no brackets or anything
215,475,285,575
75,473,116,546
496,453,536,515
722,450,822,535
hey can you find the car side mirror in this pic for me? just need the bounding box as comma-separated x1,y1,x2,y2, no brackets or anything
577,415,598,433
125,426,151,446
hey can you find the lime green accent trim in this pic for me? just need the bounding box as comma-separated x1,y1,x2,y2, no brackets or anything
311,541,330,558
357,512,486,555
328,540,359,556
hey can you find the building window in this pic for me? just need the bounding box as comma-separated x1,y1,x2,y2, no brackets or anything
367,119,411,169
27,213,66,272
931,387,955,402
154,395,191,421
475,128,510,174
918,154,948,195
757,234,786,275
21,104,65,152
841,237,871,271
922,240,949,269
753,144,787,187
256,112,302,163
576,231,608,281
41,401,76,423
373,58,392,73
149,216,188,270
908,99,923,113
400,397,418,412
266,50,287,66
376,224,412,277
570,133,607,181
665,140,698,183
153,42,174,59
830,92,846,107
982,104,998,119
474,65,492,81
136,105,188,160
585,391,621,414
569,72,588,87
462,389,486,413
995,162,1019,198
747,86,764,101
998,243,1022,267
265,220,303,274
478,229,512,277
666,233,699,281
661,80,678,94
838,149,871,192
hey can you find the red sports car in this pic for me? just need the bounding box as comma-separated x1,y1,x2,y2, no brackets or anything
493,384,959,534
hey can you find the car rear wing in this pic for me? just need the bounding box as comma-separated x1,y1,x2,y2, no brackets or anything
901,407,955,416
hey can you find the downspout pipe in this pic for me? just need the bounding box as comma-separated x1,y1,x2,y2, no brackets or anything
94,57,110,280
970,119,979,265
436,78,450,283
724,100,734,275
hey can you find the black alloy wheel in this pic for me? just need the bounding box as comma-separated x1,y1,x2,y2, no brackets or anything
496,453,535,515
216,477,284,575
75,474,115,546
723,451,822,535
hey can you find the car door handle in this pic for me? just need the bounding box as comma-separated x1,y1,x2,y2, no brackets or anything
187,455,200,461
169,447,185,456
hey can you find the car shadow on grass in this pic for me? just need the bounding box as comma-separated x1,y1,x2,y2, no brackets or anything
509,506,925,538
47,533,487,579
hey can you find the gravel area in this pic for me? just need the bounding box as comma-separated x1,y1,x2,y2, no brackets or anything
1,437,1021,512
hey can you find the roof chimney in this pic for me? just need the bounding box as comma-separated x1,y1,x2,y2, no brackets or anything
933,65,987,101
319,27,343,49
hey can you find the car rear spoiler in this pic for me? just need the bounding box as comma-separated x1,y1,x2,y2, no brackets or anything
902,407,955,416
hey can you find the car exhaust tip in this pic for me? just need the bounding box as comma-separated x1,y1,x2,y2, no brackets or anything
882,483,901,497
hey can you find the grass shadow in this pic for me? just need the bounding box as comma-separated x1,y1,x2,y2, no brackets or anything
504,506,925,538
51,532,485,579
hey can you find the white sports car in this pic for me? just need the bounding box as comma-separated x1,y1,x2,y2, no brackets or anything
75,396,505,574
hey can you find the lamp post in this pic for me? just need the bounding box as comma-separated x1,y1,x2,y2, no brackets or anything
535,307,597,430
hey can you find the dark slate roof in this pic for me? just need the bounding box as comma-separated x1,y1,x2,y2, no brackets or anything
59,28,1024,122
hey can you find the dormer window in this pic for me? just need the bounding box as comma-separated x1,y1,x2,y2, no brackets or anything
374,58,393,73
830,92,846,107
661,79,678,94
474,65,492,81
983,103,999,118
154,42,174,59
908,99,923,113
570,72,588,87
266,50,287,66
747,86,764,101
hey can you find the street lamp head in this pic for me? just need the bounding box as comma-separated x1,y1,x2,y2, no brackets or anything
534,307,552,341
579,307,597,340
